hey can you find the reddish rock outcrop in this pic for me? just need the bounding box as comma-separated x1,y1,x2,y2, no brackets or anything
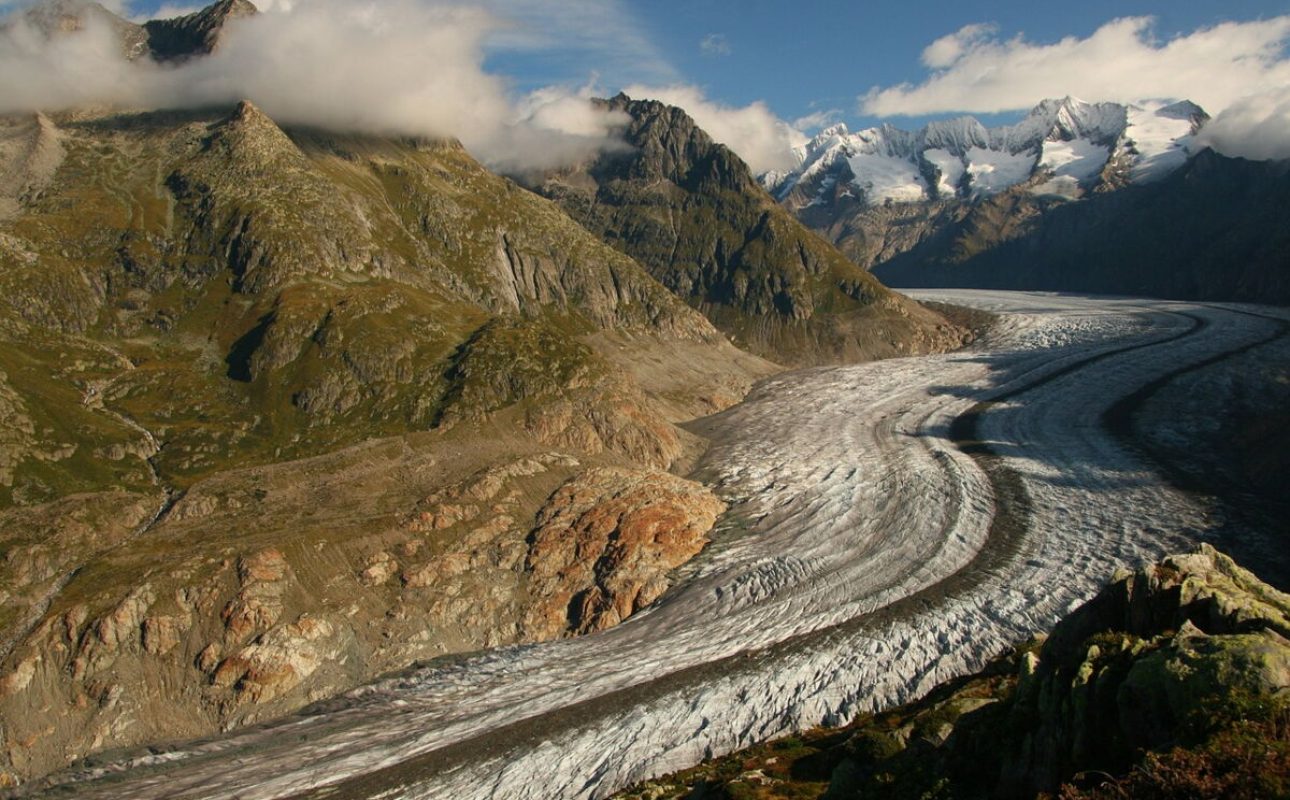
523,468,726,639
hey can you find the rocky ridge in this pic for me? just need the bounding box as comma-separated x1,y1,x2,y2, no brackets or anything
616,545,1290,799
768,97,1206,210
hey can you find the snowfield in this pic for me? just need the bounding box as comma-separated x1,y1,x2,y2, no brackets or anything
33,292,1289,800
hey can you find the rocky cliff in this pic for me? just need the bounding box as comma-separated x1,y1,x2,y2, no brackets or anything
616,545,1290,799
530,94,965,366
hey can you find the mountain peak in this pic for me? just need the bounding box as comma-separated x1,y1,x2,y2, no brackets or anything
768,96,1206,208
143,0,258,62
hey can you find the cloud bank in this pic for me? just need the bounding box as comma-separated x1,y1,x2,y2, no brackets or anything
861,16,1290,162
1195,87,1290,161
0,0,633,170
622,84,804,173
862,17,1290,117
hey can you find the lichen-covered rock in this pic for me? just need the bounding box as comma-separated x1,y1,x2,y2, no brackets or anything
523,467,726,639
999,544,1290,795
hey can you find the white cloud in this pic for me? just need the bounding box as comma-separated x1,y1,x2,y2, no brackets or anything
862,16,1290,119
1195,87,1290,161
920,23,995,69
792,108,842,133
699,33,730,57
0,0,636,170
622,83,804,173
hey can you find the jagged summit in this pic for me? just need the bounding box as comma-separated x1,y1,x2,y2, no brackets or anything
144,0,258,61
768,96,1208,208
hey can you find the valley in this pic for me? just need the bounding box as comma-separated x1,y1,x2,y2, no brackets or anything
24,290,1288,800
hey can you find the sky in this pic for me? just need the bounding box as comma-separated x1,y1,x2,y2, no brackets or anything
3,0,1290,168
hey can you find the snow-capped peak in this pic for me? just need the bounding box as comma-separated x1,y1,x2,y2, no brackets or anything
766,96,1207,207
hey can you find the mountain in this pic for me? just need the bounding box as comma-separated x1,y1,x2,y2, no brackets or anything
617,545,1290,799
143,0,257,61
13,0,151,58
0,86,786,782
528,94,966,366
767,97,1208,272
871,148,1290,303
769,97,1206,209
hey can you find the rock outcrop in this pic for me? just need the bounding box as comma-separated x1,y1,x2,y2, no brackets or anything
616,545,1290,800
523,468,726,639
143,0,258,61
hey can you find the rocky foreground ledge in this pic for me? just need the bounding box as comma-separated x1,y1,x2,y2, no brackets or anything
617,544,1290,799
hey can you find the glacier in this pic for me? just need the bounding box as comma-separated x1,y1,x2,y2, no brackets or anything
29,292,1288,800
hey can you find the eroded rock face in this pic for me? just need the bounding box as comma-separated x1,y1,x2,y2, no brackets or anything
523,468,726,639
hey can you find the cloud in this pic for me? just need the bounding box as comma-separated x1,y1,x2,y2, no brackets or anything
862,16,1290,119
792,108,842,133
920,23,995,69
1195,87,1290,161
622,83,804,173
0,0,636,170
699,33,730,57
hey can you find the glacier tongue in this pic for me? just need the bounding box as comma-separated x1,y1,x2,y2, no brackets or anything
42,292,1289,800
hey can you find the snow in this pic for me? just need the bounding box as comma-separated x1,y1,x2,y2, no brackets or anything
920,117,990,157
49,293,1286,800
764,96,1203,207
965,147,1036,196
1040,138,1110,181
846,152,926,203
1127,101,1198,183
922,148,965,197
999,97,1128,153
1031,138,1111,197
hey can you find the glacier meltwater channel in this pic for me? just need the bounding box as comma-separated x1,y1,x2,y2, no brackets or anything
30,291,1290,800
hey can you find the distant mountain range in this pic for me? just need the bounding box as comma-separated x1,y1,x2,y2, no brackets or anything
759,96,1289,304
765,96,1208,208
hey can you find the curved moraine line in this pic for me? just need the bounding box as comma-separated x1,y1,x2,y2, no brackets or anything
24,293,1285,800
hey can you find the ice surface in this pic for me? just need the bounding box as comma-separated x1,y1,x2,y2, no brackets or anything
46,293,1286,800
1127,101,1198,183
846,152,926,203
1040,138,1110,180
965,147,1036,196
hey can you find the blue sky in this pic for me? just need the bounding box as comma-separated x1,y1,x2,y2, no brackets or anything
629,0,1290,128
